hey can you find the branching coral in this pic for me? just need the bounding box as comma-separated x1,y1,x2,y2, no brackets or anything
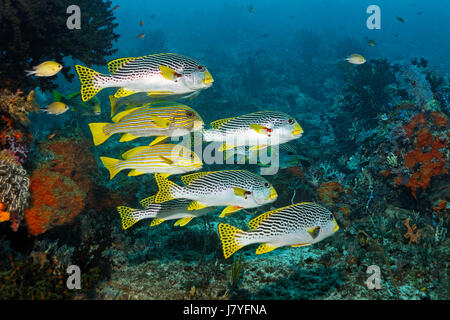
0,0,120,92
0,159,30,231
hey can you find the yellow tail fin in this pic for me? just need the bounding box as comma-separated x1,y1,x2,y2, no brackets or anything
218,223,246,259
100,157,121,179
154,173,182,203
109,95,118,118
75,65,104,102
117,206,138,230
88,123,111,146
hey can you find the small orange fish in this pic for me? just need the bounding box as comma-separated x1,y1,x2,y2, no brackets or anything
112,5,119,10
136,33,145,39
48,133,56,140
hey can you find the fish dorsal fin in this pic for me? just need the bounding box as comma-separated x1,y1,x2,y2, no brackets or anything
107,57,139,74
210,117,235,129
180,171,213,186
140,195,156,208
248,208,282,229
112,107,141,122
121,146,150,160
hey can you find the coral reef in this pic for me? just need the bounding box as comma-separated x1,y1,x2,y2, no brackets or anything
24,133,98,236
0,0,119,92
0,159,30,231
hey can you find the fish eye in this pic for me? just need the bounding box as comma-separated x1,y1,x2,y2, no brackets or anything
197,65,206,72
288,118,295,125
264,182,270,188
186,111,194,118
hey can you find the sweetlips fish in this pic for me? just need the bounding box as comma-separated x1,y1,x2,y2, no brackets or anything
88,102,204,146
154,170,278,217
218,202,339,258
100,143,202,179
117,196,218,229
26,61,62,77
203,111,303,151
109,91,201,117
75,53,213,102
53,90,101,116
226,143,300,170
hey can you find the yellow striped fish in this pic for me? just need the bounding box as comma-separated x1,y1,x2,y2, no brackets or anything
100,144,202,179
88,102,204,146
75,53,213,102
117,196,218,229
218,202,339,259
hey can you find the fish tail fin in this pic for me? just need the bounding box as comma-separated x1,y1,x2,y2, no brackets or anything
109,95,118,118
154,173,183,203
218,223,246,259
100,157,121,179
75,65,104,102
25,70,35,77
117,206,139,230
88,123,112,146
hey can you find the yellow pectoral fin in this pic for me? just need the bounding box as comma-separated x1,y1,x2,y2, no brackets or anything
233,187,249,197
174,217,193,227
114,88,136,98
159,155,174,165
219,206,243,217
249,145,268,151
218,143,236,152
120,133,139,142
150,115,171,128
187,201,209,211
256,243,278,254
159,65,180,81
147,91,175,96
249,124,268,134
307,226,321,239
128,169,145,176
291,243,312,247
150,218,165,227
149,136,169,146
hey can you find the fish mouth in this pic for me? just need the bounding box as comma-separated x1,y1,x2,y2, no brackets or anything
266,187,278,200
291,123,303,136
333,219,339,232
203,71,214,85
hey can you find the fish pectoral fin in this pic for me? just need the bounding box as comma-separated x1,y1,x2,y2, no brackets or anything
249,145,268,151
307,226,321,239
147,91,175,96
218,143,236,152
149,136,169,146
220,206,243,217
119,133,139,142
187,201,209,211
249,124,269,134
158,65,181,81
139,195,156,208
114,88,136,98
128,169,145,176
159,155,174,165
150,218,165,227
174,217,193,227
150,116,171,128
291,243,312,247
256,243,278,254
233,187,250,197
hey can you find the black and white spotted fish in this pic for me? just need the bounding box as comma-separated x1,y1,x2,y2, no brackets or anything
218,202,339,258
75,53,213,102
88,102,203,146
100,144,202,179
154,170,278,217
117,196,218,229
203,111,303,151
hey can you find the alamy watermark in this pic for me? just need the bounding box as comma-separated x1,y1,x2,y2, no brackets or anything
366,5,381,29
